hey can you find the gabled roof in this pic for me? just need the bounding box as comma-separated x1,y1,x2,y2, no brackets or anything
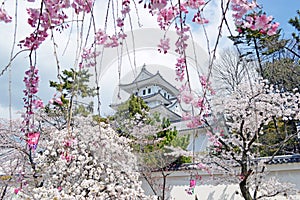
133,64,154,82
119,65,179,96
150,104,181,122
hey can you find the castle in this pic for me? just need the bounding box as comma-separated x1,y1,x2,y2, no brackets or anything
110,64,214,152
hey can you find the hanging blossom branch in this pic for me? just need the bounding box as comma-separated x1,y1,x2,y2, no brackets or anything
19,0,70,50
1,0,96,77
15,0,97,139
0,0,90,139
21,66,44,141
79,0,131,69
78,0,134,116
16,65,44,194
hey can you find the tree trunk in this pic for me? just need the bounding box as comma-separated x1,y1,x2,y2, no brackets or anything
162,174,166,200
0,185,8,200
239,163,254,200
239,180,253,200
239,150,253,200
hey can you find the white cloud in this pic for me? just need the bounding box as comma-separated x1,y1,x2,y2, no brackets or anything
0,0,238,118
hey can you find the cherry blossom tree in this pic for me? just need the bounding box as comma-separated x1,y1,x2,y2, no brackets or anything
5,116,154,199
0,118,28,199
203,80,300,200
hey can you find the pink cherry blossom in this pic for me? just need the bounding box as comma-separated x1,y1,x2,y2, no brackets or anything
104,35,119,48
199,75,208,87
63,138,76,147
80,47,101,68
32,99,44,109
122,0,130,5
61,152,73,162
175,25,190,54
20,0,71,49
193,97,205,109
26,132,40,150
121,5,130,15
267,22,280,36
95,29,108,45
14,188,19,195
72,0,94,14
157,7,178,30
190,179,196,188
22,66,43,138
230,1,279,36
255,14,273,30
243,15,255,29
26,8,40,27
151,0,167,10
197,163,207,170
116,18,124,27
181,91,194,104
158,38,170,54
54,98,63,105
182,112,192,120
179,4,189,14
121,0,131,16
207,131,222,148
185,0,206,9
0,7,12,23
175,57,186,81
118,32,127,39
192,13,209,24
186,116,202,128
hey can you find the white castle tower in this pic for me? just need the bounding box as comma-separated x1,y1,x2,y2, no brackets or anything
111,64,182,122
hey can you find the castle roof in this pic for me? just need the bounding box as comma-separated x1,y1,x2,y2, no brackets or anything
132,64,154,82
150,104,181,122
143,92,172,106
119,65,179,96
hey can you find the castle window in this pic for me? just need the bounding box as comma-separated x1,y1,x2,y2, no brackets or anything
148,88,151,94
143,89,146,95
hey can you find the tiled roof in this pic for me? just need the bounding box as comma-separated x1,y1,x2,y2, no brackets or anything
119,67,179,96
157,154,300,172
266,154,300,165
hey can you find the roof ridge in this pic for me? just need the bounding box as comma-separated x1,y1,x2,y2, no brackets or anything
132,65,154,83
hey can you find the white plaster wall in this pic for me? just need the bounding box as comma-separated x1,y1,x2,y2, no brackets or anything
141,163,300,200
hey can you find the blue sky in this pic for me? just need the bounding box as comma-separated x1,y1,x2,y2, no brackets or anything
259,0,299,36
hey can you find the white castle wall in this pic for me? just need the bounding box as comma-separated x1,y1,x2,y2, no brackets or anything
141,162,300,200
